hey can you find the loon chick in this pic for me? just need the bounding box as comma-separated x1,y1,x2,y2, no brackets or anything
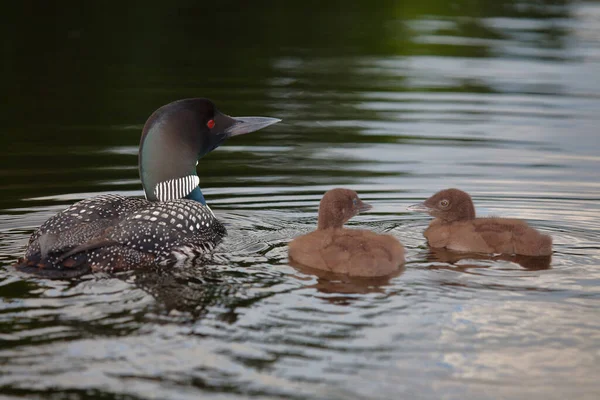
288,189,405,277
409,188,552,256
16,98,280,277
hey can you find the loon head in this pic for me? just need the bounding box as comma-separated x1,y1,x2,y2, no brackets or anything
317,188,372,230
409,188,476,223
139,98,280,204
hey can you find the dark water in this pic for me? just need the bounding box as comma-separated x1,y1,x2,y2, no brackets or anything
1,1,600,399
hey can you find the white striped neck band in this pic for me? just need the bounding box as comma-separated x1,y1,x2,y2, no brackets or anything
154,175,200,201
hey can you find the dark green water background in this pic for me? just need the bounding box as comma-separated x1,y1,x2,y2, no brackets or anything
1,1,599,399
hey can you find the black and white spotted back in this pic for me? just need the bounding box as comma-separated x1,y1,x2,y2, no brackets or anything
106,199,226,262
19,194,226,275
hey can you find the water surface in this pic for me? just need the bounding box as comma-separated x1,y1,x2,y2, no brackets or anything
1,1,600,399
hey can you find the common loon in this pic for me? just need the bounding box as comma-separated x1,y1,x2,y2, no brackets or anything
16,98,280,278
409,188,552,256
288,188,405,277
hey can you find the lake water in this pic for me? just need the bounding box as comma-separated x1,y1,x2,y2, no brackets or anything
1,1,599,399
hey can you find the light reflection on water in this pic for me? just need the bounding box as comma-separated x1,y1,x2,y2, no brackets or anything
1,1,600,399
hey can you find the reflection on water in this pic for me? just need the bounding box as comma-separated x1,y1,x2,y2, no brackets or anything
1,0,600,399
425,247,553,271
289,262,404,297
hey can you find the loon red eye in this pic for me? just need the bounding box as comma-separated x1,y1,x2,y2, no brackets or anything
207,119,215,129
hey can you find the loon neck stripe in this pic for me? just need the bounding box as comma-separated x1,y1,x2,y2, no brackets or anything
154,175,200,201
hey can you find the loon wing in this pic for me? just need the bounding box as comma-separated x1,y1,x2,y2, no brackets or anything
55,238,120,262
27,194,146,254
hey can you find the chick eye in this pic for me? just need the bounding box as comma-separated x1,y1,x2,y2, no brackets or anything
440,199,450,208
352,198,358,206
207,119,215,129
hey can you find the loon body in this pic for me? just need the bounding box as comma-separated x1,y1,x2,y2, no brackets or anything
16,98,280,277
288,189,405,277
409,188,552,256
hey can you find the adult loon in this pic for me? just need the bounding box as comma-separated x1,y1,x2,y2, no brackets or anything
288,188,405,277
16,98,280,278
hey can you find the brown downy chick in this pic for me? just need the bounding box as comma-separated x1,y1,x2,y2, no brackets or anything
289,188,405,277
410,188,552,256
